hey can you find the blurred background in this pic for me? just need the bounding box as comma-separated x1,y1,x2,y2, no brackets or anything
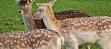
0,0,111,49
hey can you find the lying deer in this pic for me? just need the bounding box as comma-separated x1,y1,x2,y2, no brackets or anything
33,3,111,49
0,29,64,49
15,0,90,30
15,0,90,49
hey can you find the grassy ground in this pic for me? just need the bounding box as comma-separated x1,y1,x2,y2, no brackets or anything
0,0,111,49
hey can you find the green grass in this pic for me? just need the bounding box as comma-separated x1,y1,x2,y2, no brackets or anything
0,0,111,49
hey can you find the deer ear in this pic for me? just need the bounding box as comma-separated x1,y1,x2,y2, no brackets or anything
49,0,56,7
15,0,20,3
29,0,35,3
36,3,42,6
36,3,40,6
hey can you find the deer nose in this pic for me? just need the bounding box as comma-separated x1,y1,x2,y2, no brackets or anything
19,11,21,13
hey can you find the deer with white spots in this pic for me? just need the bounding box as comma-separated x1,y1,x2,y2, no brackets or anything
15,0,90,49
15,0,90,30
0,29,64,49
33,3,111,49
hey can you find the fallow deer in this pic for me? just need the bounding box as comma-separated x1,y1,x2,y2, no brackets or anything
15,0,46,30
0,29,64,49
15,0,90,49
33,3,111,49
15,0,90,30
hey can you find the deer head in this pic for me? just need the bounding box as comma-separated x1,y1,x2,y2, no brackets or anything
33,3,54,20
33,3,47,20
33,0,57,20
15,0,35,14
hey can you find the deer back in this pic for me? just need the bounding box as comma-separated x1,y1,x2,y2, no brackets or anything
0,29,63,49
60,16,111,35
54,10,90,20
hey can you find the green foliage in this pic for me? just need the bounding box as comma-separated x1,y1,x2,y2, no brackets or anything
0,0,111,49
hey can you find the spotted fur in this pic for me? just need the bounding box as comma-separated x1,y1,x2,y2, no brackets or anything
0,29,63,49
34,3,111,49
55,10,90,20
15,0,90,30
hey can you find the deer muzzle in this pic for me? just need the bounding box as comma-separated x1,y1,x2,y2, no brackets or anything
18,9,24,14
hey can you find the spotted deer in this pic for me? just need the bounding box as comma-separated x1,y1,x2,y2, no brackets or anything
15,0,90,49
0,29,64,49
15,0,90,30
33,3,111,49
15,0,46,30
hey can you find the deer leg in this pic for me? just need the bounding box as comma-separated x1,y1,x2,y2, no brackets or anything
66,46,72,49
78,46,82,49
79,45,90,49
66,44,78,49
67,34,78,49
86,45,90,49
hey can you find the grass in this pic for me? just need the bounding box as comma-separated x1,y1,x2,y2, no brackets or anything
0,0,111,49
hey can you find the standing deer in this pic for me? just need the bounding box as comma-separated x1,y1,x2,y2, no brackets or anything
15,0,46,29
15,0,90,30
33,3,111,49
0,29,64,49
15,0,90,49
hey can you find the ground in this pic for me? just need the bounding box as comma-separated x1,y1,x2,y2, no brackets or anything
0,0,111,49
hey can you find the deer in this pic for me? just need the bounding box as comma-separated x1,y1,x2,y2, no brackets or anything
15,0,90,49
15,0,90,30
0,29,64,49
33,3,111,49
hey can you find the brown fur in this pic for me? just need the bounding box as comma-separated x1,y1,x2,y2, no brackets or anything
16,0,90,30
34,3,111,49
0,29,63,49
16,0,90,49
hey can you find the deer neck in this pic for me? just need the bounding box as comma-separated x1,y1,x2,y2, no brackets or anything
42,5,64,40
22,9,37,30
43,13,61,32
43,12,64,43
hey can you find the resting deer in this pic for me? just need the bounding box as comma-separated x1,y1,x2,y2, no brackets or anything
0,29,64,49
33,3,111,49
15,0,90,30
